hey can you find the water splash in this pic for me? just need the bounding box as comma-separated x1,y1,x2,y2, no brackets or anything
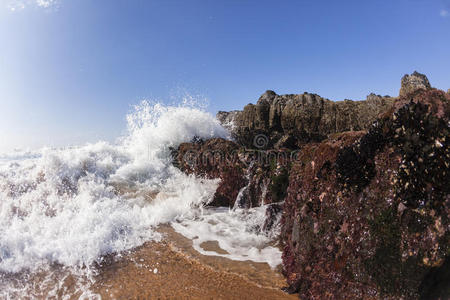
0,100,281,297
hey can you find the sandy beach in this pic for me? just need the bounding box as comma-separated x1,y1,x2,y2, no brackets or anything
0,225,295,299
89,226,295,299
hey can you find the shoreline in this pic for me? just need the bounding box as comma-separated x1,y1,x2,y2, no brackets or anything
0,225,294,299
89,225,295,299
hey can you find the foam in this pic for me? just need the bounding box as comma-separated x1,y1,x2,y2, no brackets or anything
0,99,282,297
0,101,225,274
171,206,282,269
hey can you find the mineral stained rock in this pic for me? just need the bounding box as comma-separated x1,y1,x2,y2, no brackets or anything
281,88,449,299
174,72,448,299
175,137,294,208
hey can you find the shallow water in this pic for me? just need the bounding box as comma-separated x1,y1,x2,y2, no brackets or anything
0,101,286,298
0,226,289,299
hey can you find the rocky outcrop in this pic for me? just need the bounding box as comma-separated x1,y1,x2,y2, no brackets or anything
217,91,395,149
174,137,294,208
175,138,246,207
281,89,449,299
217,72,434,149
173,72,448,299
400,71,432,97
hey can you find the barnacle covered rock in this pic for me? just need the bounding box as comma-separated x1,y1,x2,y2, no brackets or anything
281,88,449,299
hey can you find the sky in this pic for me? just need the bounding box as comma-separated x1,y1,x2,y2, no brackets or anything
0,0,449,153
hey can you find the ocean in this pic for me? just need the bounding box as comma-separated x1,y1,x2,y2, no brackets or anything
0,101,282,298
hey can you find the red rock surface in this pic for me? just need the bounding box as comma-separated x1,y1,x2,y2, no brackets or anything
173,77,449,299
280,89,449,299
176,138,247,207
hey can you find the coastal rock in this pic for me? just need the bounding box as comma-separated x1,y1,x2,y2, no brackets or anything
175,138,246,207
174,138,293,208
175,72,448,298
217,92,394,148
216,110,240,133
399,71,431,97
281,88,450,299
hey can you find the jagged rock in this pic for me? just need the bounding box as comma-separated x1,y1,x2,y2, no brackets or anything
399,71,431,97
176,73,448,298
217,72,436,149
216,110,240,132
263,202,283,231
281,89,450,299
174,138,294,207
217,92,394,148
175,138,247,206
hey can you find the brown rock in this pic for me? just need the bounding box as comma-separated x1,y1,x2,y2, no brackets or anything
175,138,246,207
174,137,294,208
218,92,395,148
399,71,431,97
280,88,450,299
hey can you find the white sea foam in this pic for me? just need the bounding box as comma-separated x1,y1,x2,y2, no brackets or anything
171,206,282,269
0,99,282,297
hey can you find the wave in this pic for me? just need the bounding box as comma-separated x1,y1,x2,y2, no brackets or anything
0,100,282,297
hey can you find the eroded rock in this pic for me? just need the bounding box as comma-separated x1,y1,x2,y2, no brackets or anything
399,71,431,98
280,89,449,299
217,91,394,148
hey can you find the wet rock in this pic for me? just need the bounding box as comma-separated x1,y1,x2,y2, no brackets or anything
216,110,240,133
175,72,448,299
176,138,247,207
174,139,294,207
263,202,283,231
281,88,449,299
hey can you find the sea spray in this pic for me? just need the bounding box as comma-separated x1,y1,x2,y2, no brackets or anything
0,100,282,297
171,205,282,269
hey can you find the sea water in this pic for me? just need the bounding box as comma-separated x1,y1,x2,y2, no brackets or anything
0,100,282,298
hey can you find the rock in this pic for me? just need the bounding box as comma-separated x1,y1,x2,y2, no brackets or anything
174,138,294,207
175,73,448,298
281,88,450,299
257,90,277,105
217,73,436,149
366,93,385,102
217,91,395,149
175,138,247,207
262,202,283,231
399,71,431,97
274,135,298,149
216,110,240,132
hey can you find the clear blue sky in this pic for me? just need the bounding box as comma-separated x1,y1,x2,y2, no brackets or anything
0,0,449,152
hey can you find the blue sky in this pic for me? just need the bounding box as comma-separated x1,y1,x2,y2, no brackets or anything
0,0,449,152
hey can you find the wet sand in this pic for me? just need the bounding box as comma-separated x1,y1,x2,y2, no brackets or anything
1,226,295,299
90,226,296,299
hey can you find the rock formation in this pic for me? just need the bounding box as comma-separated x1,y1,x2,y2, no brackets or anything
175,137,294,208
218,71,434,150
281,89,449,299
217,91,395,149
399,71,432,97
173,72,449,299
